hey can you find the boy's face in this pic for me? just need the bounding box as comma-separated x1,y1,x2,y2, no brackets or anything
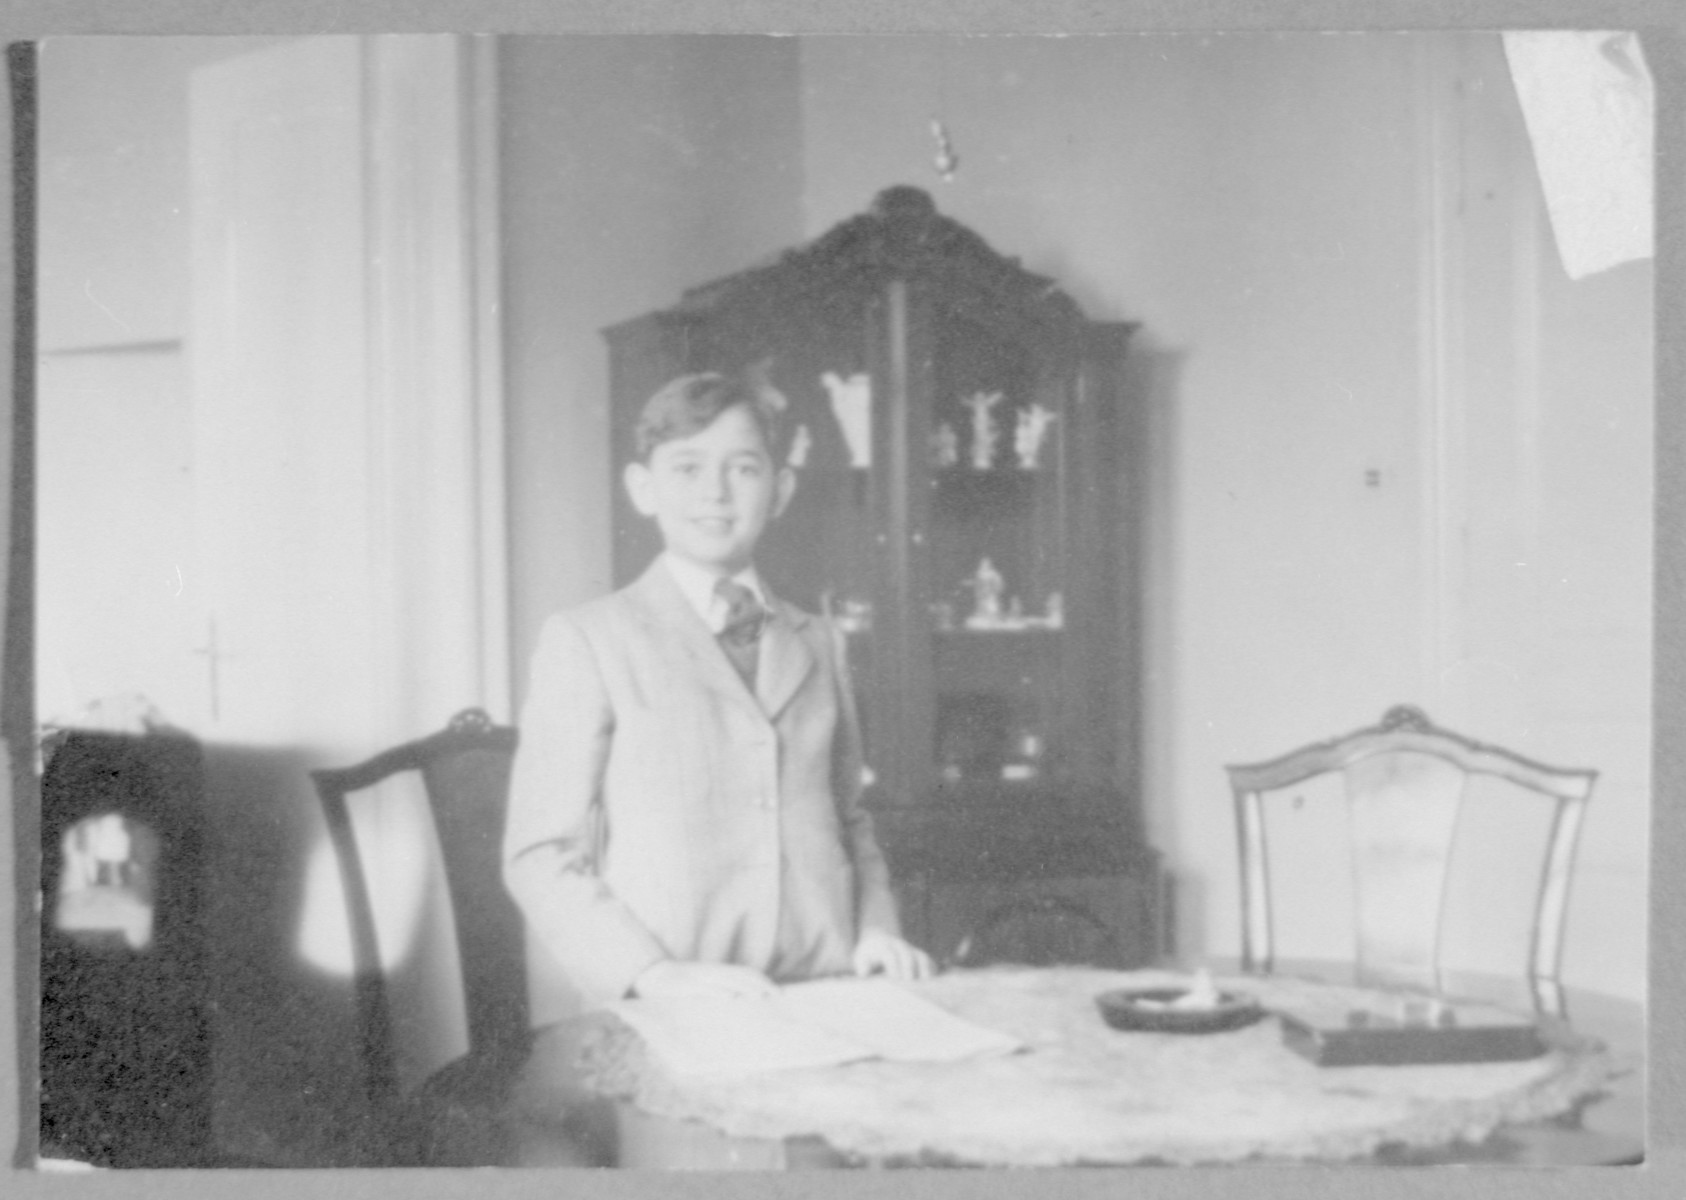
624,404,795,575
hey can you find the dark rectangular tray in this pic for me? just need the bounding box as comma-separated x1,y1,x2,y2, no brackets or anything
1278,1007,1548,1067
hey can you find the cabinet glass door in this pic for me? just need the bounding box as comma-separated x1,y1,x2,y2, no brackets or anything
924,310,1067,802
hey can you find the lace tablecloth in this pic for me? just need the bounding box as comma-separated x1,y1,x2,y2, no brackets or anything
547,967,1615,1167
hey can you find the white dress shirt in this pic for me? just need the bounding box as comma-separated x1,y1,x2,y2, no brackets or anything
661,553,768,635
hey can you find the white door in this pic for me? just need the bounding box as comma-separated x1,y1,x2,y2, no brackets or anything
189,36,378,754
188,35,502,1157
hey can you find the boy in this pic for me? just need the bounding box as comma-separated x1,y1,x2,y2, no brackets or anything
503,372,932,1007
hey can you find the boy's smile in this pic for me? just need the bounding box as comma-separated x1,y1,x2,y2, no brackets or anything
624,404,795,575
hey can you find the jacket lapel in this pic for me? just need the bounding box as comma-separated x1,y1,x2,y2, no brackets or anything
626,561,760,712
757,596,816,721
626,561,817,722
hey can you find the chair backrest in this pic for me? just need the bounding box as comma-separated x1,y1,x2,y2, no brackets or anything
1226,705,1595,1017
950,893,1127,970
310,708,523,1111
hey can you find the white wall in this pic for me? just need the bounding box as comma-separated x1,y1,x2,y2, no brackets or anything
499,35,805,682
798,32,1651,1000
1439,37,1652,999
35,36,284,730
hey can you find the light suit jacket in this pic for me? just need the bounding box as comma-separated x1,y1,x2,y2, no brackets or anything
502,559,901,1009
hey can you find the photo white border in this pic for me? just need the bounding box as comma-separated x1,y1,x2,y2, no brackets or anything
3,2,1679,1199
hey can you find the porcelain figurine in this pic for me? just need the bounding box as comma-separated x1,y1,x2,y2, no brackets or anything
931,421,960,468
964,557,1007,629
961,390,1003,471
1043,591,1064,630
787,423,813,469
1015,402,1059,470
822,370,873,469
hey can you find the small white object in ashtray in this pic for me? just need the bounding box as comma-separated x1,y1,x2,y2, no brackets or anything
1129,968,1223,1012
1095,970,1268,1035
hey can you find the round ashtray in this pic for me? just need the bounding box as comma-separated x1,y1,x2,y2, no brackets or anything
1095,987,1267,1035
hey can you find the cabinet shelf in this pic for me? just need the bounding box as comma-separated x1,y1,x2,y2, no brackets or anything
875,794,1155,879
932,626,1063,638
933,628,1062,693
929,466,1052,484
929,467,1047,523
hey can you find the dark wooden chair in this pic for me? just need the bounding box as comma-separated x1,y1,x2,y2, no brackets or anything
949,892,1127,970
311,707,557,1166
1226,704,1596,1018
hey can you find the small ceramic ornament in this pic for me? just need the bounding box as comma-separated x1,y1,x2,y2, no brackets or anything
931,422,960,468
961,391,1004,470
1014,403,1059,470
822,371,873,469
964,557,1007,629
787,423,813,469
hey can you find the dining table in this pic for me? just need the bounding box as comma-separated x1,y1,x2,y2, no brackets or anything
511,964,1643,1169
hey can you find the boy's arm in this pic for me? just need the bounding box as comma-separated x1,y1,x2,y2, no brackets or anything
502,613,669,1004
829,621,902,939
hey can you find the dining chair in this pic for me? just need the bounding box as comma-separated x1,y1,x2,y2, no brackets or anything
311,707,554,1166
1225,704,1596,1018
949,891,1128,969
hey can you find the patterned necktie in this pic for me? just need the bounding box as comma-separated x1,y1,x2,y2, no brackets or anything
715,577,765,685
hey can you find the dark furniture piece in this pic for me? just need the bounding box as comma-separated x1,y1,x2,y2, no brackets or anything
1226,704,1597,1018
38,728,213,1167
604,185,1160,968
948,892,1127,969
310,707,562,1166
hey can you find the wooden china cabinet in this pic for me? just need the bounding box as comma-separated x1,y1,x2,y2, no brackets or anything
605,186,1163,967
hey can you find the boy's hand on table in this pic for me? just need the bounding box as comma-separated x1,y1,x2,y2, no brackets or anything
852,929,935,982
630,960,777,1000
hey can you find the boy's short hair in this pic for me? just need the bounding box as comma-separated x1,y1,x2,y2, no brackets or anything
633,372,788,462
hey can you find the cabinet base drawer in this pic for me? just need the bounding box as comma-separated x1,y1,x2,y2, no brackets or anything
896,869,1163,970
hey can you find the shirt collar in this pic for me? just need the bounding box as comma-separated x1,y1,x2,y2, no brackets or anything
661,553,767,634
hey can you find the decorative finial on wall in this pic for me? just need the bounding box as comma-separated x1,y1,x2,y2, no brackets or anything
930,117,959,183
